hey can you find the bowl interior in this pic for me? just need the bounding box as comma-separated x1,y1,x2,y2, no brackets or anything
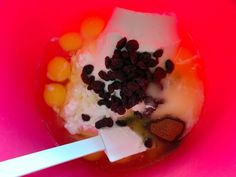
0,0,236,177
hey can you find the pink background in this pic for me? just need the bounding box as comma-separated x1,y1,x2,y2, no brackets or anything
0,0,236,176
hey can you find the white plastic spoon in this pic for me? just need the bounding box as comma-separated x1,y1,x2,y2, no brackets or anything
0,127,146,177
0,136,105,177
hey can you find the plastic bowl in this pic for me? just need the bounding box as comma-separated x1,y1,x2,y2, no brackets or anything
0,0,236,176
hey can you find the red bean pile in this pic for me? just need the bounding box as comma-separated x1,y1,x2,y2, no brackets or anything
81,37,174,115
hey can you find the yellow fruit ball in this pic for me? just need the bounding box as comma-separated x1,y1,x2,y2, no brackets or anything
83,151,104,161
47,56,71,82
44,83,66,107
80,17,105,39
59,32,82,52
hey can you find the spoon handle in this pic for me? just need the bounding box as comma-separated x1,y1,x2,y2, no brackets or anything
0,136,105,177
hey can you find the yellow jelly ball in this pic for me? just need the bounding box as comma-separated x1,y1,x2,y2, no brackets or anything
80,17,105,39
59,32,82,52
47,56,71,82
44,83,66,107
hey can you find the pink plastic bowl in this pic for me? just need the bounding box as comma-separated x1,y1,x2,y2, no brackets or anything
1,0,236,176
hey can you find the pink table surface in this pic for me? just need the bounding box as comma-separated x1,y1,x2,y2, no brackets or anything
0,0,236,176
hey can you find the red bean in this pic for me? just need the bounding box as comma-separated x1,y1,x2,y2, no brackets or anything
144,137,153,148
82,64,94,75
153,49,163,58
81,114,91,121
125,40,139,51
116,37,127,49
165,59,175,73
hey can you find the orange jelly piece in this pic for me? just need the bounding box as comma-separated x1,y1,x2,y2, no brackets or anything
80,17,105,39
44,83,66,107
47,56,71,82
59,32,82,52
